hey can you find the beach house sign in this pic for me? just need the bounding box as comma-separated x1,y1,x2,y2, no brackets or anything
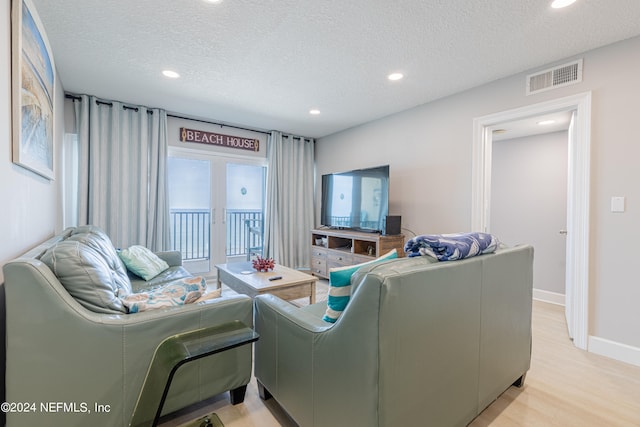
180,127,260,152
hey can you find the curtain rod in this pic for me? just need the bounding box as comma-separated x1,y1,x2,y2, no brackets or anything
65,93,309,141
167,112,271,136
65,93,152,114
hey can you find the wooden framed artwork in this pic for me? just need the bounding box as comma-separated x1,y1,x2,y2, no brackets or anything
11,0,55,180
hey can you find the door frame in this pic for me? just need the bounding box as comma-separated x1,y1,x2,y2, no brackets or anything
471,92,591,350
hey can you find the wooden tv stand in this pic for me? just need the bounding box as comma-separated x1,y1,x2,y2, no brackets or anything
310,228,405,279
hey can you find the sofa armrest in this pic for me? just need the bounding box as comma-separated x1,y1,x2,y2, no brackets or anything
253,294,327,425
154,250,182,267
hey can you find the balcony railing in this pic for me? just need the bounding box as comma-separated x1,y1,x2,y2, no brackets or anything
327,215,381,230
169,209,263,260
170,209,210,261
226,210,263,258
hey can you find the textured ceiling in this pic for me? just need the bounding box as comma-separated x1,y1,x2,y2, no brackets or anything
31,0,640,138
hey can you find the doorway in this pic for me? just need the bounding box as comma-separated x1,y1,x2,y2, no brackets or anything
490,121,570,304
167,153,267,278
471,92,592,350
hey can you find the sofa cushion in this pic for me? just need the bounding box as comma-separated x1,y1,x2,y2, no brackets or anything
41,240,128,314
322,249,398,323
119,276,214,313
301,301,329,318
118,245,170,281
130,266,193,293
67,225,132,294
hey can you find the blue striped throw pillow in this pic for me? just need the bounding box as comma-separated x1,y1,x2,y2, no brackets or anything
322,249,398,323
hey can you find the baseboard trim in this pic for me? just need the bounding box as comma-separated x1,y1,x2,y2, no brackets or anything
588,336,640,368
532,289,565,306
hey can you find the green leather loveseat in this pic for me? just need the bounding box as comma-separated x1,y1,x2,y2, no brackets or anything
3,226,253,426
254,245,533,427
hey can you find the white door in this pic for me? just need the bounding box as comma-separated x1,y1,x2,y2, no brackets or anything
167,156,213,274
564,111,577,339
224,162,267,263
168,153,266,277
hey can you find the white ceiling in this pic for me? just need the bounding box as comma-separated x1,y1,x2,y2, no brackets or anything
31,0,640,138
491,110,573,142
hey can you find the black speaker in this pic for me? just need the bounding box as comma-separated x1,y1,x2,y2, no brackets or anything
384,215,401,235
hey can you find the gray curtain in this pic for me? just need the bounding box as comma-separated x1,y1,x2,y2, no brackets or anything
264,131,315,269
74,95,170,250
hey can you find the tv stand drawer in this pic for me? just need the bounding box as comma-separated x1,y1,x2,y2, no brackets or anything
312,247,327,258
310,228,404,279
311,257,327,276
327,251,353,265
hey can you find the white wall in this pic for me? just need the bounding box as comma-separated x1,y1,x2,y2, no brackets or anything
0,0,63,283
316,35,640,356
1,0,64,411
491,131,568,296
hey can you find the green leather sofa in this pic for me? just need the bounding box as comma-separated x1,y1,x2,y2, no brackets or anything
254,245,533,427
3,226,253,426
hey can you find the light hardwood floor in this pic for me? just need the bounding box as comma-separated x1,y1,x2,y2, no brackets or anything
160,284,640,427
470,300,640,427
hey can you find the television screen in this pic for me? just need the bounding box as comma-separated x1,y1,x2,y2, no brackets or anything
321,165,389,232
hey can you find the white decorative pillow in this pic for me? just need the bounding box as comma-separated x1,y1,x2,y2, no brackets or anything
118,245,170,281
120,276,215,313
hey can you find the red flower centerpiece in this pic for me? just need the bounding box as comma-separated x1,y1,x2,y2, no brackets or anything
252,256,275,272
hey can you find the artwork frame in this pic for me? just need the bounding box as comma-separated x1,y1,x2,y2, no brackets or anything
11,0,55,180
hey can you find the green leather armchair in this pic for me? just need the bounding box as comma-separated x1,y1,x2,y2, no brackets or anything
254,245,533,427
3,227,253,426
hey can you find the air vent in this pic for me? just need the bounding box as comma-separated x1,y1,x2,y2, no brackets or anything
526,59,583,95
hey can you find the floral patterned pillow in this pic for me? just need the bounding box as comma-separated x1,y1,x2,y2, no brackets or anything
120,276,219,313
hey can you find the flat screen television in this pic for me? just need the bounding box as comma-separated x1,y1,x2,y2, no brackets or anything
320,165,389,233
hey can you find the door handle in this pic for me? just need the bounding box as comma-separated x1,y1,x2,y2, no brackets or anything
559,230,568,235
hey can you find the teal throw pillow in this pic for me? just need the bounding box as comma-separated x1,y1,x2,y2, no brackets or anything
323,249,398,323
118,245,170,281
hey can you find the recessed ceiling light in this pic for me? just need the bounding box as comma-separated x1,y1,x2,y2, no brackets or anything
551,0,577,9
204,0,223,3
309,109,321,115
387,73,404,81
537,120,556,125
162,70,180,78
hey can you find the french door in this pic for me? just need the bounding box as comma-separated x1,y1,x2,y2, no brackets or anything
167,152,266,277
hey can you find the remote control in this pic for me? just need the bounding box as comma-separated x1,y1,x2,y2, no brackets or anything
268,276,282,281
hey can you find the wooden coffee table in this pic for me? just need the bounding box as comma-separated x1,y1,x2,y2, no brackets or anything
215,262,318,304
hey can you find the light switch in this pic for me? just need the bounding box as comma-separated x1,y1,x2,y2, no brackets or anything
611,196,625,213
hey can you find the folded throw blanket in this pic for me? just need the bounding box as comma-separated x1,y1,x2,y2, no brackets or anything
404,232,499,261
